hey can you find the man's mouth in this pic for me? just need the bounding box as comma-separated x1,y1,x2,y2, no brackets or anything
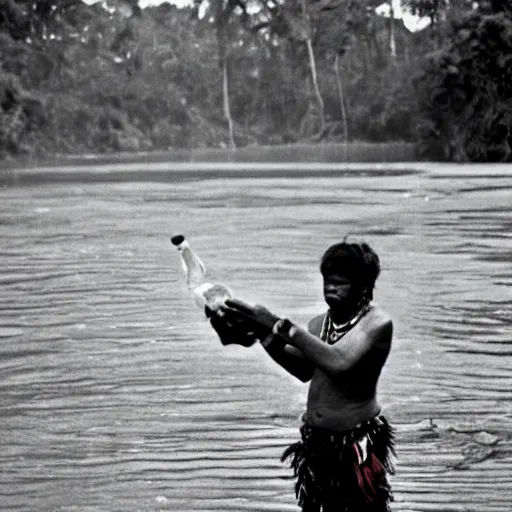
325,293,347,304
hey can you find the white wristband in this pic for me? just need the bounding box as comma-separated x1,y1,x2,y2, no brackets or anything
272,319,284,335
260,332,275,348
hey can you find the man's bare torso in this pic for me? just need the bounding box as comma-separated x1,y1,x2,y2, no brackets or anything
304,304,392,431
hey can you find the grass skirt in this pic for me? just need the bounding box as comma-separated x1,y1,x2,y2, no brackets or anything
281,416,395,512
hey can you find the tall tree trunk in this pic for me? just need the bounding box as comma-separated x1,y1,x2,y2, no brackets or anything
334,53,348,145
222,58,236,149
360,39,369,76
305,38,325,133
301,0,324,133
216,7,236,150
389,0,396,59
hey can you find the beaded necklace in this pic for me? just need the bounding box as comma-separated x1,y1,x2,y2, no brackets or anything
320,300,372,344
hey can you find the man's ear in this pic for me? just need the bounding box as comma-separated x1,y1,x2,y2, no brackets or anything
360,286,372,300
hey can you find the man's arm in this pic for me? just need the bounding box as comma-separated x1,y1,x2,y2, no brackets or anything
280,312,392,378
219,298,391,380
259,320,318,383
211,302,316,382
209,309,314,382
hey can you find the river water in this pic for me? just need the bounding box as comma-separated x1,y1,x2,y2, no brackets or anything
0,164,511,512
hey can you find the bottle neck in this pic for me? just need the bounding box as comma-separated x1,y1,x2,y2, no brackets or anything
177,241,205,289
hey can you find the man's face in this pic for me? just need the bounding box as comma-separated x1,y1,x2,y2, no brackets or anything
323,271,356,312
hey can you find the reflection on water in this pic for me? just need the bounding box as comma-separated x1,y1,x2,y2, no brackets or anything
0,167,511,511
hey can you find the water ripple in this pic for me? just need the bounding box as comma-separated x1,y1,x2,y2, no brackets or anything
0,168,511,511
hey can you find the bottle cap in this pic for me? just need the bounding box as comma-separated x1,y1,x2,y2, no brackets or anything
171,234,185,246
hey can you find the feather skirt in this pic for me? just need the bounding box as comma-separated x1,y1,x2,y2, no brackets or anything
281,416,395,512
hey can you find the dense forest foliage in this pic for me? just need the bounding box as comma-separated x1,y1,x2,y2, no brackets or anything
0,0,511,162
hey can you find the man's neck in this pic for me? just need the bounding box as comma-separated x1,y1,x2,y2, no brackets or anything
330,309,356,326
330,298,369,326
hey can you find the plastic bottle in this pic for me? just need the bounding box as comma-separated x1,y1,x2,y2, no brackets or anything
170,234,232,313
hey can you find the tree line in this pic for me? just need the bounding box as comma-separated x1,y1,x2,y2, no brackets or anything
0,0,511,162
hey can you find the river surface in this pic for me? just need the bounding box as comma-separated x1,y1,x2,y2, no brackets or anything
0,164,511,512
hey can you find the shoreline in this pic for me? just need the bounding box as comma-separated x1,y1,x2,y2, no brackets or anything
1,161,511,186
0,142,419,168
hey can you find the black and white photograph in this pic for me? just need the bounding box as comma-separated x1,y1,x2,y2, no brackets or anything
1,1,511,511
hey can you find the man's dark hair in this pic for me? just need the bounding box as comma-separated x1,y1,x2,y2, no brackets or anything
320,241,381,299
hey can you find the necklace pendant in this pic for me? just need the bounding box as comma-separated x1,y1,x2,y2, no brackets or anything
326,301,371,344
329,330,343,343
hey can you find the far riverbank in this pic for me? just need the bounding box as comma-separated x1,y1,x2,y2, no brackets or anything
0,142,419,171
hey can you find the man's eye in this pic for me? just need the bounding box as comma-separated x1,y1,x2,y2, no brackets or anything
328,280,348,286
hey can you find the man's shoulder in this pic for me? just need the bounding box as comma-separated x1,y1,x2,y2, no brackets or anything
365,303,393,342
369,303,392,325
307,312,327,336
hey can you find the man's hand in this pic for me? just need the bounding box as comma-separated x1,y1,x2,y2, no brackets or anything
220,298,280,339
205,305,258,347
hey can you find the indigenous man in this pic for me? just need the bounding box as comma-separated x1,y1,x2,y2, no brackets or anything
208,240,395,512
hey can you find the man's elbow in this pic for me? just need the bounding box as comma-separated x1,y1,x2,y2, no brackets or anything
294,363,315,382
297,370,314,383
324,356,352,378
